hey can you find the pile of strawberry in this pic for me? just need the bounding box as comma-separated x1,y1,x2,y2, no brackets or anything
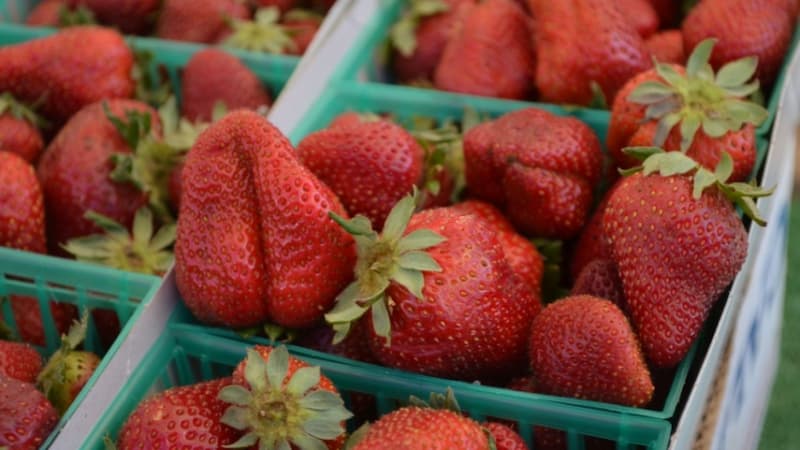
0,317,100,448
388,0,797,106
22,0,333,55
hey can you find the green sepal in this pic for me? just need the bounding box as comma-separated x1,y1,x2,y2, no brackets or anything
485,427,498,450
225,431,259,448
343,423,371,450
58,4,96,27
36,312,90,400
131,50,172,108
408,387,462,413
218,385,253,407
0,92,49,129
102,435,117,450
223,7,297,54
287,366,321,396
103,101,152,150
264,323,297,343
588,81,608,109
390,0,449,56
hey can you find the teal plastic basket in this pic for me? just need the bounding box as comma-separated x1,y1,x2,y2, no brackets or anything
83,318,673,450
0,246,161,448
326,0,798,139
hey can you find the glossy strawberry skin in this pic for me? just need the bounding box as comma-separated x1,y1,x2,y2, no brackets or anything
297,116,425,229
529,0,651,106
0,115,44,163
181,49,272,123
603,173,748,367
0,151,45,253
0,341,42,384
175,110,355,329
434,0,535,100
365,208,540,382
568,185,616,281
36,99,159,255
117,377,239,450
463,108,603,240
529,295,654,407
682,0,794,88
155,0,251,44
0,27,134,123
645,30,685,65
0,374,59,450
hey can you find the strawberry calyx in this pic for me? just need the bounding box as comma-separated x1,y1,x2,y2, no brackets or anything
0,92,49,129
283,8,324,23
621,147,773,225
627,38,768,151
390,0,450,56
57,4,96,27
219,346,352,449
408,387,462,413
62,207,176,275
131,50,172,108
222,7,297,54
325,189,446,345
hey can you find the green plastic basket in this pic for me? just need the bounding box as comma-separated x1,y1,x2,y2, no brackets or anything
326,0,798,139
0,246,161,448
83,317,672,450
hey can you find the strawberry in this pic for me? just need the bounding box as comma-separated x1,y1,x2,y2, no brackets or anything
0,93,45,163
155,0,251,44
463,108,603,239
220,7,298,54
570,259,625,310
603,149,768,367
325,191,540,382
0,27,135,123
67,0,160,33
181,49,272,122
25,0,70,26
483,422,529,450
0,374,59,450
36,99,161,255
349,407,492,450
9,297,77,347
618,0,659,37
682,0,795,88
529,295,654,406
0,151,45,253
175,110,355,329
0,340,42,384
390,0,476,83
117,377,240,449
645,30,685,65
297,114,425,229
255,0,299,14
568,185,617,280
220,345,351,449
282,9,324,55
434,0,535,100
529,0,651,106
607,39,768,181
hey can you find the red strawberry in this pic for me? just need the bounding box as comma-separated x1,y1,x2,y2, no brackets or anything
603,151,763,367
506,374,536,393
570,259,625,310
117,377,239,449
9,297,77,347
297,115,425,228
0,94,45,163
645,30,685,65
282,9,324,55
568,186,616,280
529,295,654,406
618,0,659,37
36,99,160,255
67,0,160,33
434,0,535,100
0,374,59,450
450,200,544,297
607,40,767,180
175,110,355,329
224,345,350,449
0,340,42,383
0,151,45,253
25,0,69,26
529,0,651,106
682,0,794,88
463,108,603,239
155,0,251,44
390,0,476,83
326,192,540,382
181,48,272,123
0,27,135,123
483,422,529,450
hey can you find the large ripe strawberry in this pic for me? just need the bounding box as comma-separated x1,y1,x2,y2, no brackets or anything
0,26,135,123
0,340,42,384
645,30,685,65
529,0,651,106
220,345,351,449
0,93,45,163
607,39,768,181
36,99,161,255
0,374,59,450
297,115,425,229
463,108,603,239
682,0,794,88
390,0,476,83
66,0,159,33
529,295,654,406
603,149,768,367
0,151,45,253
175,110,355,329
181,48,272,122
349,407,492,450
116,377,240,449
155,0,251,44
325,191,540,382
434,0,535,100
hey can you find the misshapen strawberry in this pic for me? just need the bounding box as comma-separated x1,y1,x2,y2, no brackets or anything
175,110,355,329
434,0,535,100
0,27,134,123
